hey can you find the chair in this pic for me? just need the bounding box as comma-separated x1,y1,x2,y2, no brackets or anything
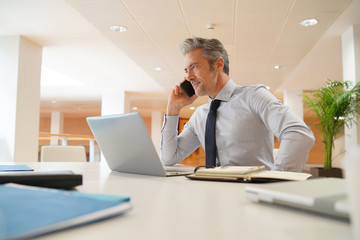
40,146,87,162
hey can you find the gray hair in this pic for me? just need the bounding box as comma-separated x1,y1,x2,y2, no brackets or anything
179,37,229,75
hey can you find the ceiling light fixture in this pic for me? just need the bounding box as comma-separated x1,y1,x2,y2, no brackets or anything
152,67,162,71
300,18,318,27
273,65,286,70
132,107,138,110
189,106,196,110
207,23,215,30
110,25,127,32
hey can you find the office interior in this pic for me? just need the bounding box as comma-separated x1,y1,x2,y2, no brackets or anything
0,0,359,167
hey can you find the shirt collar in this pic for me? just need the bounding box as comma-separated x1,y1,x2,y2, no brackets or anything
208,79,236,104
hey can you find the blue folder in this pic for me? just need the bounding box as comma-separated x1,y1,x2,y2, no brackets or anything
0,165,33,171
0,184,131,239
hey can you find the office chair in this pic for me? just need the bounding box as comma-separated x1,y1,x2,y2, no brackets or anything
40,146,87,162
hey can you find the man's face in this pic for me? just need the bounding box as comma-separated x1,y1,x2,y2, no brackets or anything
184,48,218,97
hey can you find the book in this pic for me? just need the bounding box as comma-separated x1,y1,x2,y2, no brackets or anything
0,184,131,239
186,166,312,183
0,165,33,171
0,170,82,189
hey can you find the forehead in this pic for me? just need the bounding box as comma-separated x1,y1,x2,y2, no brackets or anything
184,48,206,66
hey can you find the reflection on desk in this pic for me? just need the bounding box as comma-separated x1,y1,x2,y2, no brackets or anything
0,162,351,240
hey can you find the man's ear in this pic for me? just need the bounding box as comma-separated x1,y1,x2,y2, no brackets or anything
215,57,224,72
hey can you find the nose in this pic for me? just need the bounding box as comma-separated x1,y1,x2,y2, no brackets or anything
186,69,195,82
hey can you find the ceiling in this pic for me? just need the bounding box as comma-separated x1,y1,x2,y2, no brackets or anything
1,0,359,118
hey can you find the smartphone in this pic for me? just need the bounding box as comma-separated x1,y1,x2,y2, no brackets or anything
180,80,195,98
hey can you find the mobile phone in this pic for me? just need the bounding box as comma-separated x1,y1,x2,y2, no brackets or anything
180,80,195,98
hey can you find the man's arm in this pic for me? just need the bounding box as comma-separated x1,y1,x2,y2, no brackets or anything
166,84,197,116
160,115,200,166
273,130,314,172
252,86,315,172
160,83,198,166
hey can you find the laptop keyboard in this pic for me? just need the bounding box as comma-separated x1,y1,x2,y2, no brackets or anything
164,165,195,176
166,171,193,176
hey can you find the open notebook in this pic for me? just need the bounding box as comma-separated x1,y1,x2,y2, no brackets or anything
87,112,195,177
186,166,312,183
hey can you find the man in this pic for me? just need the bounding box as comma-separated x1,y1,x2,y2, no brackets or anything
160,37,315,172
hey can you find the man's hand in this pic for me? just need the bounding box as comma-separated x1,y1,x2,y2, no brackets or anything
167,84,197,116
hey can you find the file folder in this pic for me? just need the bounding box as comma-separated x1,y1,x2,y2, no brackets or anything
0,165,33,171
0,184,131,239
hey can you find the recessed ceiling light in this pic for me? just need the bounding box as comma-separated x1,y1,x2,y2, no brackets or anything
110,25,127,32
132,107,138,110
206,23,215,30
273,65,286,70
189,106,196,110
152,67,162,71
300,18,318,27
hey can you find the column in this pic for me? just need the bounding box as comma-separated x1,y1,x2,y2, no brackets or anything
50,112,64,146
0,36,42,162
283,89,303,119
99,90,130,162
101,90,130,116
151,111,162,155
342,25,360,152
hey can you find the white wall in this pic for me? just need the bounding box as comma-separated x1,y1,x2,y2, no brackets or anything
283,88,303,119
101,90,130,116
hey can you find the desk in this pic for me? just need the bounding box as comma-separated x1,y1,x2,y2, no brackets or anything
2,162,351,240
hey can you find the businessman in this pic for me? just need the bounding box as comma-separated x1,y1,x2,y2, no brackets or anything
160,37,315,172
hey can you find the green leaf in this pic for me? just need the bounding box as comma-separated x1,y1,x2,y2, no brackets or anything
302,80,360,169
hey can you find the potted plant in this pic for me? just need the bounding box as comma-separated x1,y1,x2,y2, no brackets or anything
303,80,360,178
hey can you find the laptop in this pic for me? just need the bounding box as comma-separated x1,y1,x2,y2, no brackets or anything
245,178,349,219
86,112,195,177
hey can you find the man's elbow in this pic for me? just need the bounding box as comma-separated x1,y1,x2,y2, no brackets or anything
305,131,316,149
160,153,177,166
160,158,174,166
290,127,315,149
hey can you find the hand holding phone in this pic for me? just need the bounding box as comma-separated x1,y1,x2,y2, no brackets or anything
180,80,195,98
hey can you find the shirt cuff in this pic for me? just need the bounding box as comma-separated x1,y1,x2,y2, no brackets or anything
161,115,179,132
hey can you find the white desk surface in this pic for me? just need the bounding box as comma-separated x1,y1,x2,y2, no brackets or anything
2,162,352,240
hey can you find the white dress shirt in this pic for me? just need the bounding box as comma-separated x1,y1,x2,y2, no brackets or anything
160,79,315,172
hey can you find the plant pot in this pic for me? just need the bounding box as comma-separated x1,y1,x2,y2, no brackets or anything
310,167,343,178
